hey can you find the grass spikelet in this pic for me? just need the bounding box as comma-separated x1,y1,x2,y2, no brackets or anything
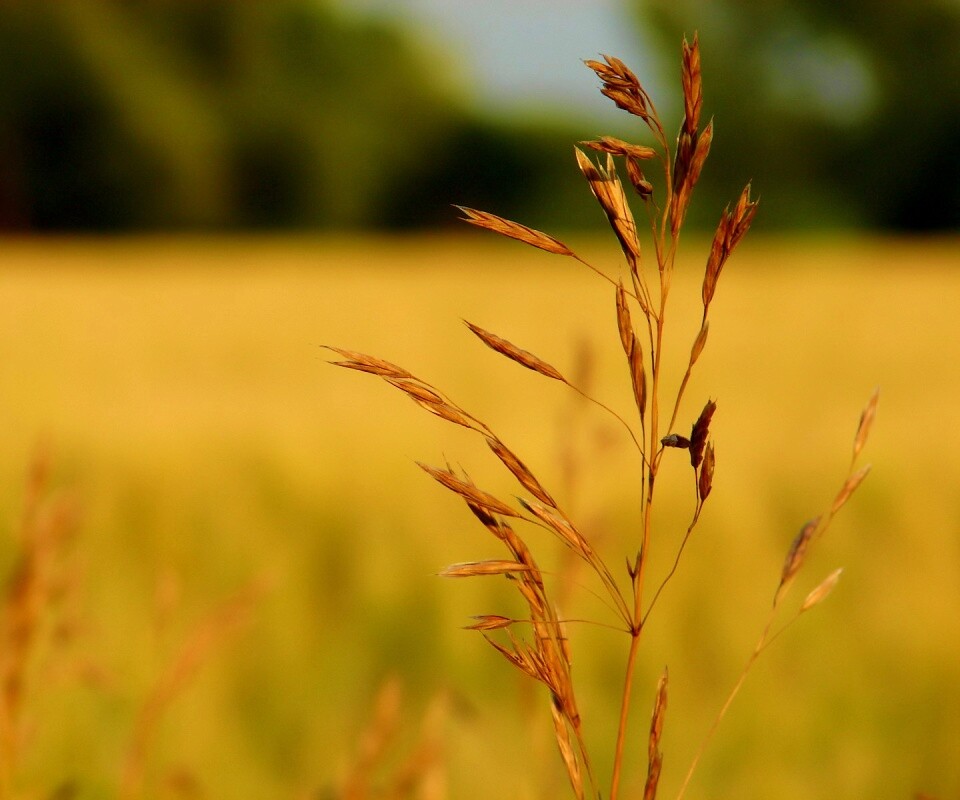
464,320,566,382
456,206,574,256
830,464,872,516
575,149,642,269
464,615,514,632
689,399,716,469
615,283,648,424
690,320,709,366
487,437,557,507
551,700,585,800
853,387,880,462
439,560,533,578
519,499,590,555
800,568,844,613
581,137,656,161
583,55,659,136
325,347,414,380
697,442,715,502
702,183,759,313
643,668,668,800
776,517,820,604
417,463,520,519
681,33,702,136
671,119,713,235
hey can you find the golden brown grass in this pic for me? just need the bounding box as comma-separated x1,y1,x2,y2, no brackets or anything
330,36,877,800
0,448,80,800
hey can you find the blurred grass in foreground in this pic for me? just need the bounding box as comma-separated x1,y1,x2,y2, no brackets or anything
0,235,958,799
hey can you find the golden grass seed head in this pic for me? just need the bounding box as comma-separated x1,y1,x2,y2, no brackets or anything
853,387,880,462
681,32,703,137
800,568,844,613
464,321,566,382
455,206,574,256
778,516,821,595
487,437,557,507
689,399,717,469
698,441,715,501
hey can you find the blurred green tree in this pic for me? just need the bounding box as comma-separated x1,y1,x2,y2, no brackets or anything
0,1,460,230
633,0,960,230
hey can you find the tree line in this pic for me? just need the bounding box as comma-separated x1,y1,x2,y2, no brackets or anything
0,1,956,232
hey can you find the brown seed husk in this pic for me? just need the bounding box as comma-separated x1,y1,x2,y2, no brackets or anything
551,699,585,800
575,148,642,270
584,55,651,121
482,633,538,680
853,387,880,462
689,399,717,468
626,156,654,198
830,465,872,516
456,206,573,256
410,396,476,430
464,321,565,382
439,560,533,578
698,441,715,501
385,378,444,405
615,283,647,420
464,615,514,631
631,345,647,422
701,183,759,311
487,438,557,507
644,667,668,800
580,136,656,161
671,120,713,235
681,33,702,137
519,499,591,557
417,463,520,519
615,283,635,356
777,516,821,602
690,320,709,365
800,568,844,613
325,347,414,380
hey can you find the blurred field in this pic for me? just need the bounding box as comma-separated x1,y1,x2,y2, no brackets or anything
0,234,958,799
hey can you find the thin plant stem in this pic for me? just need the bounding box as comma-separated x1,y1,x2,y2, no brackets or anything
675,610,777,800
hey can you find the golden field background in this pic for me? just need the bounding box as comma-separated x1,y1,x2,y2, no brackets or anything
1,234,959,799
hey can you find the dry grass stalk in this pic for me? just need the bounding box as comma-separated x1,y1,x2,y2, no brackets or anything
118,577,268,800
0,450,80,799
331,33,874,800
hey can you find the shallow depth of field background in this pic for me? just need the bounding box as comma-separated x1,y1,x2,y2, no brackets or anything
1,3,959,800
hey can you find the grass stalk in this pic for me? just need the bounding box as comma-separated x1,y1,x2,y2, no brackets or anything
331,34,875,799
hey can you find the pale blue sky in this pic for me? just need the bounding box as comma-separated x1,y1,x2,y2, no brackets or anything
335,0,661,121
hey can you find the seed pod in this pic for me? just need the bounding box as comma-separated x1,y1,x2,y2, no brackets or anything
698,441,715,501
456,206,574,256
464,321,565,382
689,399,717,468
800,568,844,613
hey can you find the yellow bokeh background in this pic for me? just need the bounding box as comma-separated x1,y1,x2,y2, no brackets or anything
1,234,958,798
